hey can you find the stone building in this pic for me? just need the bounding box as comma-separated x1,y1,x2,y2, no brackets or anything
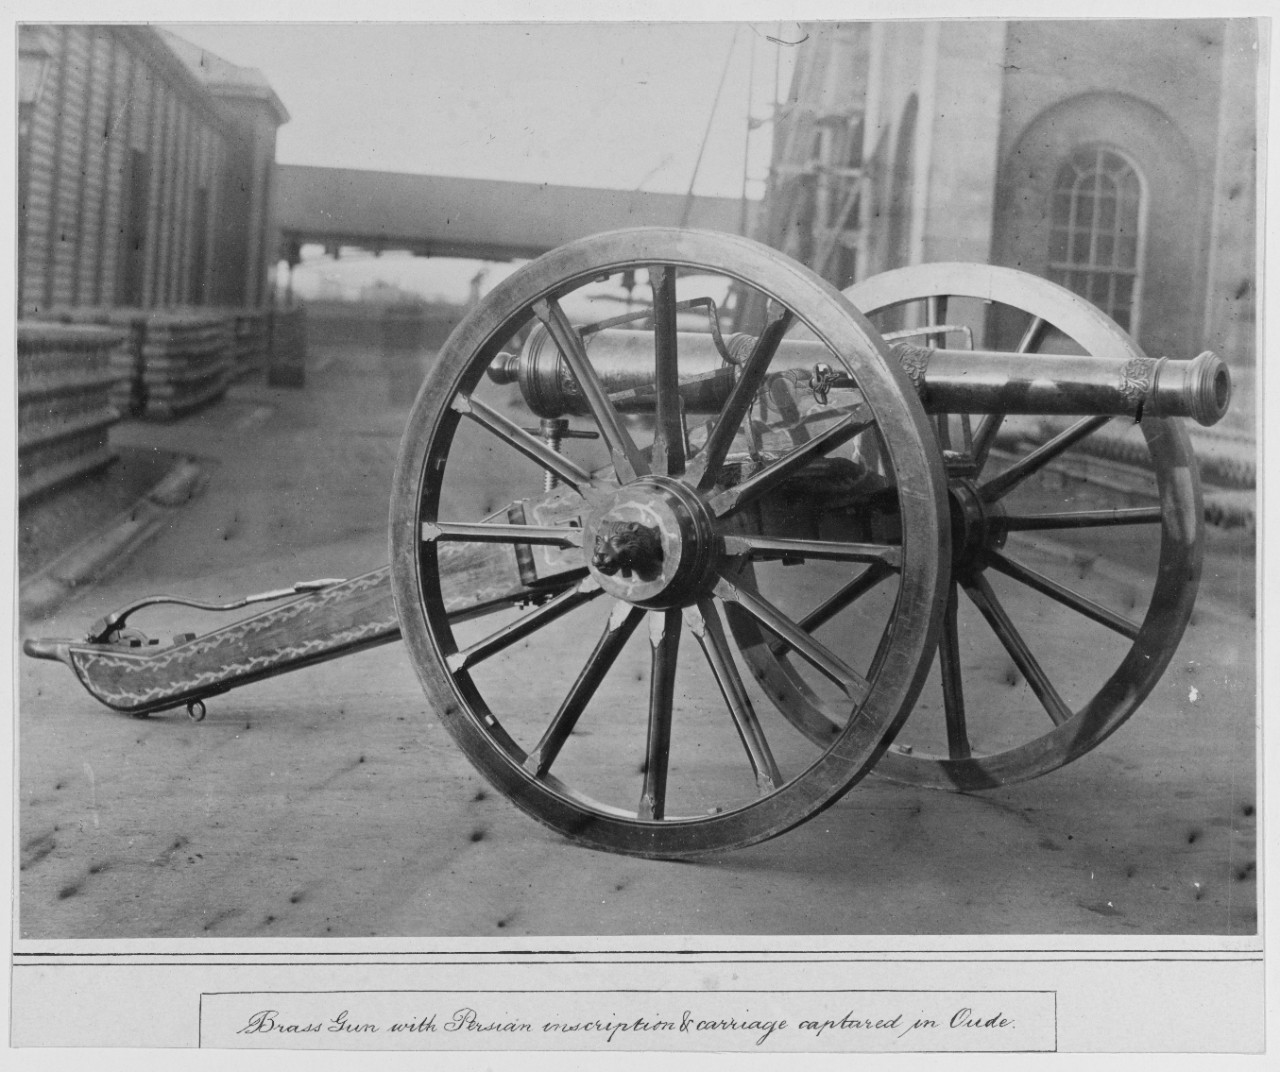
761,20,1259,389
17,24,288,315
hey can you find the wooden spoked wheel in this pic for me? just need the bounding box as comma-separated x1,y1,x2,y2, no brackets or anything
733,263,1203,791
389,228,948,857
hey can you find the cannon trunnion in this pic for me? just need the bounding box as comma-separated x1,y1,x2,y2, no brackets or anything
26,228,1233,858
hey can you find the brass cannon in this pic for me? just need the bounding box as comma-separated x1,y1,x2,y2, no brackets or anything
26,228,1232,858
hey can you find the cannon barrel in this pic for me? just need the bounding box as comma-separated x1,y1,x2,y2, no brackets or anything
488,325,1231,426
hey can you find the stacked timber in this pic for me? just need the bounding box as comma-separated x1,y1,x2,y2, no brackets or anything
267,306,307,387
137,312,235,420
32,305,151,418
29,306,276,417
105,310,149,417
231,309,271,378
17,322,125,502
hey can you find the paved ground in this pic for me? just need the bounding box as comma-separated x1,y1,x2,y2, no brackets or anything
17,328,1257,939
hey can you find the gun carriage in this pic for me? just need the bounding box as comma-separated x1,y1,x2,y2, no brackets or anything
26,228,1233,859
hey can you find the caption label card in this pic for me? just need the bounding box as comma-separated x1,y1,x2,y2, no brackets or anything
201,989,1056,1051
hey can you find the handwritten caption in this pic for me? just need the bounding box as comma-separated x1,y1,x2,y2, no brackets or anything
203,990,1055,1051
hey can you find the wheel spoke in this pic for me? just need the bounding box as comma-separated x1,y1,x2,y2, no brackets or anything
422,521,583,548
979,415,1111,502
768,561,894,657
686,307,795,489
649,266,686,477
446,579,603,673
686,599,781,793
983,550,1141,639
714,572,870,702
1015,315,1049,355
925,295,948,347
997,507,1164,532
523,600,645,778
450,394,595,492
970,413,1004,474
707,410,874,517
937,582,971,760
800,561,894,631
722,534,902,568
639,608,681,819
533,297,646,484
971,316,1047,473
961,572,1073,726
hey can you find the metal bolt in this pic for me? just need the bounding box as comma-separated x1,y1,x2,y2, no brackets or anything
541,418,568,491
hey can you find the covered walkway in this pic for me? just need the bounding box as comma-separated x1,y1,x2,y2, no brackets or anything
275,164,759,263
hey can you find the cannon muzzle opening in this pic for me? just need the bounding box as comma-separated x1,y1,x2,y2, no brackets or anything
1152,350,1231,426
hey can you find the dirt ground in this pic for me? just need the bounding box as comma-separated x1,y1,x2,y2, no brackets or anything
16,331,1258,939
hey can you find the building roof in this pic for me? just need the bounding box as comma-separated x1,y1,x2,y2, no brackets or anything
157,27,290,125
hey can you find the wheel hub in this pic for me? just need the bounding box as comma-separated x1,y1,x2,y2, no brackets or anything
583,478,719,608
591,520,664,578
948,479,1006,577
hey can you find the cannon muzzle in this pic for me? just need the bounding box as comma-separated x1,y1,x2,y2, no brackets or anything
906,344,1231,425
489,325,1232,426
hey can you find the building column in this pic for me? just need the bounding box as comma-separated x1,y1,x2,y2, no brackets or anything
1202,19,1258,387
919,22,1007,265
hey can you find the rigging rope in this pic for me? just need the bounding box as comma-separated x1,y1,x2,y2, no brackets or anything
680,27,740,229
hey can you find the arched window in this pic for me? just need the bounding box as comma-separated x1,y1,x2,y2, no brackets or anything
1047,146,1144,331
